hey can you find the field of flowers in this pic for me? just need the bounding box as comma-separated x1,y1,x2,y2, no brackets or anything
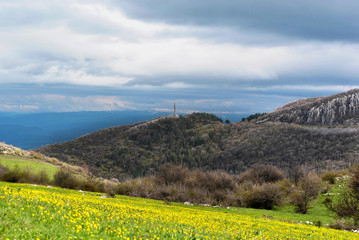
0,182,358,239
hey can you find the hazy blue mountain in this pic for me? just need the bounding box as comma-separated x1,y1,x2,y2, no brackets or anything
0,111,245,149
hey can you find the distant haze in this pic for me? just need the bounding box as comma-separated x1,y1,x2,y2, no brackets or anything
0,111,245,149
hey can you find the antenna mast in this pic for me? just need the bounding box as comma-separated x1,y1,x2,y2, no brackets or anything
174,102,176,116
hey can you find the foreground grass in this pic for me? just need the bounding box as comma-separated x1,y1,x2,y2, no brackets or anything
0,155,59,179
0,182,357,239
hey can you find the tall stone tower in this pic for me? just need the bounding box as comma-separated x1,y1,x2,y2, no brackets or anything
174,102,176,116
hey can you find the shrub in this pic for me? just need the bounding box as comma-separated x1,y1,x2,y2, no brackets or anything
290,172,322,214
238,164,284,184
278,179,294,195
324,164,359,225
327,219,356,231
78,179,102,192
53,167,79,189
36,169,50,185
321,171,340,184
324,186,359,224
115,183,134,195
289,166,305,185
0,165,26,183
0,164,52,185
195,170,238,191
0,164,7,177
155,164,188,185
239,183,283,210
350,164,359,194
104,180,118,197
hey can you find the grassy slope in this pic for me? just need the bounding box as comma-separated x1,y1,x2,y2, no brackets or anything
1,182,357,239
0,155,59,180
174,195,334,225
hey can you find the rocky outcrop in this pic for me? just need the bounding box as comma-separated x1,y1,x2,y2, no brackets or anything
260,89,359,125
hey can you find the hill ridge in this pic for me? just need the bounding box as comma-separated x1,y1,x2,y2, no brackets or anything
125,115,179,133
260,88,359,125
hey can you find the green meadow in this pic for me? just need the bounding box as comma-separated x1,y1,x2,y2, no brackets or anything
0,155,59,180
0,181,358,239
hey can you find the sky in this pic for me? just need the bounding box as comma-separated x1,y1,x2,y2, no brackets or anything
1,0,359,114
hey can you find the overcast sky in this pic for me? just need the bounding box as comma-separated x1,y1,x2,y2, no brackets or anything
1,0,359,114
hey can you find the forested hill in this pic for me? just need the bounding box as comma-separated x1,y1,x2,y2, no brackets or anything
37,113,224,178
37,111,359,179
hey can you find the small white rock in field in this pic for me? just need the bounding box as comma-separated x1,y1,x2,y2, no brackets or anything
200,204,210,207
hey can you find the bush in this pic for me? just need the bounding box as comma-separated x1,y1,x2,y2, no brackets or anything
113,166,242,206
0,163,52,185
155,164,188,185
36,169,50,185
0,165,28,183
290,172,322,214
239,164,284,184
278,179,294,195
115,183,134,195
195,170,238,191
0,164,7,177
289,166,305,185
239,183,283,210
321,171,340,184
350,164,359,194
78,179,102,192
324,186,359,224
327,219,356,231
324,164,359,225
53,167,79,189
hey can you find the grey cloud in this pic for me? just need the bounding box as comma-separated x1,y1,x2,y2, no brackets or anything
0,83,293,113
124,72,359,91
111,0,359,42
0,0,358,115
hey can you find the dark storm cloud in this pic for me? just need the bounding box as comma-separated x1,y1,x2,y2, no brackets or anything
111,0,359,42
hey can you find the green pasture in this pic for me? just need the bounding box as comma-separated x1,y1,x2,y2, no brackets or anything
0,155,59,180
0,182,357,239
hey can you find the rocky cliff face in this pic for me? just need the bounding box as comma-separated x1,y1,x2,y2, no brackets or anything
260,89,359,125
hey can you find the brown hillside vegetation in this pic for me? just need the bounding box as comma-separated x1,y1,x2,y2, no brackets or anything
37,112,359,179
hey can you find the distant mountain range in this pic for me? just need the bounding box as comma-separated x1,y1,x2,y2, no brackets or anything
36,89,359,179
0,111,247,149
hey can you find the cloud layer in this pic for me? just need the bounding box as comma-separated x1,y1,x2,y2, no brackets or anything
1,0,359,113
